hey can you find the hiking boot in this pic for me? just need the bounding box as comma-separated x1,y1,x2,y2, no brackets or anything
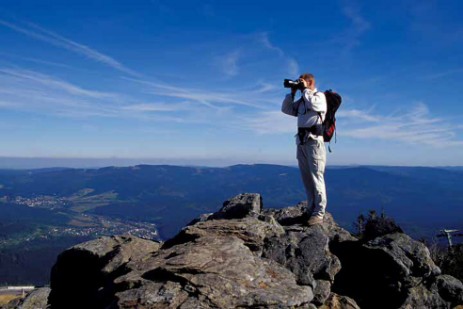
307,216,324,226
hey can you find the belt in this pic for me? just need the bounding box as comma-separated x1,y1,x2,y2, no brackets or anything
298,125,322,136
298,125,322,145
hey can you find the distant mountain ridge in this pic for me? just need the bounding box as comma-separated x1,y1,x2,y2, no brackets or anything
1,164,463,239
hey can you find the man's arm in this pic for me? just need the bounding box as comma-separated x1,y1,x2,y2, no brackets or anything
281,93,298,117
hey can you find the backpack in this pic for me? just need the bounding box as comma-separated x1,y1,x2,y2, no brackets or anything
319,90,342,149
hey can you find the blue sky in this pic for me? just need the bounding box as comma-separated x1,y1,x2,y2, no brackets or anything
0,0,462,167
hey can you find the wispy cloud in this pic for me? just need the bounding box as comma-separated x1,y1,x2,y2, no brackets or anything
0,19,139,76
331,1,370,53
0,67,270,128
337,109,380,123
244,110,294,135
0,68,116,99
422,68,463,80
121,102,191,112
343,2,370,34
0,67,140,118
244,101,463,148
287,58,299,77
256,32,300,77
339,103,463,147
219,50,241,77
0,51,76,70
125,77,267,110
257,32,284,56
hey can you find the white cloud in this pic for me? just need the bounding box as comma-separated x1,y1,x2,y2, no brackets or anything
252,82,277,94
337,109,380,123
0,68,116,99
220,50,241,76
0,68,144,118
257,32,300,77
339,103,463,147
256,32,284,57
287,58,299,77
422,68,463,80
0,19,139,76
0,51,76,70
243,100,463,148
121,102,191,112
327,1,370,53
342,3,370,34
0,67,268,127
245,110,295,135
125,77,267,110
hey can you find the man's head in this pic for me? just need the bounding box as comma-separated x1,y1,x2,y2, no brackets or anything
300,73,315,90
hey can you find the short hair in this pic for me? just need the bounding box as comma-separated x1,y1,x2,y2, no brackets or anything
300,73,315,82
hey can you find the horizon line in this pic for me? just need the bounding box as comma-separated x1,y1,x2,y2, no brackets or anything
0,156,461,170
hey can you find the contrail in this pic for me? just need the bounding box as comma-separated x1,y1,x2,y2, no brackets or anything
0,19,140,77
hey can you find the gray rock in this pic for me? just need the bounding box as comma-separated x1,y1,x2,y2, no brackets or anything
264,201,309,225
313,280,332,306
330,232,459,309
365,233,441,278
1,287,50,309
45,193,463,309
322,213,357,243
399,284,449,309
19,288,50,309
262,222,341,287
73,234,161,274
211,193,262,219
186,212,213,226
112,235,313,308
434,274,463,305
48,235,160,309
113,280,190,309
163,216,285,255
320,293,360,309
264,202,355,243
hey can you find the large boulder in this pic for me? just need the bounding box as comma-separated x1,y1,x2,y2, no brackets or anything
48,235,161,309
46,194,344,308
433,274,463,305
364,233,441,278
210,192,263,219
261,225,341,305
113,235,313,308
44,193,463,309
2,287,50,309
330,232,463,309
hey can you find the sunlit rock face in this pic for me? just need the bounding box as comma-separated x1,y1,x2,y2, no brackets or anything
41,193,462,309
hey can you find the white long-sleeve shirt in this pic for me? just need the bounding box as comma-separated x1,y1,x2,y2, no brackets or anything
281,88,327,128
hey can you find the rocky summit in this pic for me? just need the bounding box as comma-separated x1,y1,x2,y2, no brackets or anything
7,193,463,309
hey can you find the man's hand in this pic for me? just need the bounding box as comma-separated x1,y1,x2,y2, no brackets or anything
300,78,308,89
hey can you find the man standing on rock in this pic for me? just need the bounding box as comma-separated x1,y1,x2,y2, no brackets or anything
281,73,327,226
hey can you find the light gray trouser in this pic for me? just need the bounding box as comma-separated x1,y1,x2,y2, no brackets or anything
296,138,327,218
